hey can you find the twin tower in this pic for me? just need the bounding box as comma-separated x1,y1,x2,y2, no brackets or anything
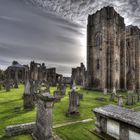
87,6,140,91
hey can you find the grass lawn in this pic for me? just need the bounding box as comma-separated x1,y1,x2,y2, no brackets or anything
0,85,140,140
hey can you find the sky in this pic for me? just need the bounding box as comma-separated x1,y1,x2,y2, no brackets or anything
0,0,140,76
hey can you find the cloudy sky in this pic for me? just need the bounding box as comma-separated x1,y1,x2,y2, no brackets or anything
0,0,140,76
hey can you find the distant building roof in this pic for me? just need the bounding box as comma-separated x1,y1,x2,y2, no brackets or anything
8,63,25,69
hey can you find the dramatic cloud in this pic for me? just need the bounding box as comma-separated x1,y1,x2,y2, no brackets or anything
30,0,140,27
0,0,139,76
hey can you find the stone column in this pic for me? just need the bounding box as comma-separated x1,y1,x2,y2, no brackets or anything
33,93,55,140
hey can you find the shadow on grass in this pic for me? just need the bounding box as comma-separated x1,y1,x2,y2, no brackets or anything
0,98,22,105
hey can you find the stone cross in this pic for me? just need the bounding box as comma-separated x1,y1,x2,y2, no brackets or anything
33,92,55,140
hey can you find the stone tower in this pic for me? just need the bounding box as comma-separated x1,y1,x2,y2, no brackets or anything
126,25,140,91
87,6,126,91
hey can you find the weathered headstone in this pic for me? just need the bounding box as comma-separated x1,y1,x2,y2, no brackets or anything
66,90,79,116
0,81,2,90
117,95,124,107
53,91,62,102
57,84,66,96
126,93,136,105
4,79,10,92
33,92,55,140
109,93,116,101
136,89,140,102
78,93,83,100
103,88,107,95
23,80,34,110
112,87,116,95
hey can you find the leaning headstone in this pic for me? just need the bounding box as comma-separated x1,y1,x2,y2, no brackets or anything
33,92,55,140
66,90,79,116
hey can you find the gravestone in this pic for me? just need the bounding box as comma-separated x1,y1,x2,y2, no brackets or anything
33,92,55,140
53,91,62,102
66,90,79,116
23,69,34,110
103,88,107,95
117,95,124,107
136,90,140,102
57,84,66,96
126,93,136,105
112,87,116,95
78,93,83,100
109,93,116,101
4,79,10,92
0,81,2,90
23,80,34,110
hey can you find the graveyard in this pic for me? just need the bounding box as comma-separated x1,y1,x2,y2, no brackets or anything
0,83,140,140
0,1,140,140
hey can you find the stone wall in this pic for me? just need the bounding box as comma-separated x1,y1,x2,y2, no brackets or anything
5,122,35,136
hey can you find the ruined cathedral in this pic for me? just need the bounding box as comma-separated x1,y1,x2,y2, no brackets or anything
87,6,140,91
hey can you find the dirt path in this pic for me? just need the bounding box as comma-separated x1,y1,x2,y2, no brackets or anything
53,118,94,128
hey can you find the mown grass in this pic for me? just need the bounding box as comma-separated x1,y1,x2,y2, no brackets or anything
0,85,140,140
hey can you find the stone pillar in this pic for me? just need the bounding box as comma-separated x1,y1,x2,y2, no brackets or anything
33,93,55,140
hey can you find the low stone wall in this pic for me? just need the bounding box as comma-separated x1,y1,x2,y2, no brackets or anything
5,122,35,136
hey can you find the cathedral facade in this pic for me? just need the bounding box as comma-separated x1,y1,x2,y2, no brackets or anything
87,6,140,91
